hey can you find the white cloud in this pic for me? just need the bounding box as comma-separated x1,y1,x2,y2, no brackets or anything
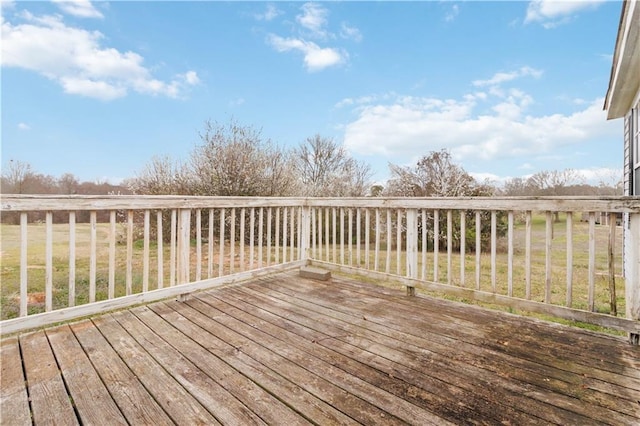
1,0,16,10
296,2,328,38
473,66,543,87
469,171,502,184
525,0,604,28
254,3,281,21
1,12,199,100
17,122,30,130
335,93,396,109
574,167,622,185
470,167,622,187
60,76,126,100
265,3,356,71
180,71,200,86
340,22,362,42
52,0,103,19
335,98,354,108
342,83,617,165
268,34,345,72
445,4,459,23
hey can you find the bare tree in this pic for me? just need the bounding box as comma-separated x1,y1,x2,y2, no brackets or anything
386,149,485,197
127,155,192,195
597,169,623,195
292,135,372,196
2,160,34,193
526,168,585,195
192,119,296,196
386,149,500,252
58,173,80,194
501,177,532,196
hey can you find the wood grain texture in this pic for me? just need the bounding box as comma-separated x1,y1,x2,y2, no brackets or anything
69,320,173,425
0,338,31,425
19,330,77,426
3,194,640,212
3,271,639,425
46,325,127,425
93,314,220,425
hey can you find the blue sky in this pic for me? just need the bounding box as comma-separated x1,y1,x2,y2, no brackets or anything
1,0,626,188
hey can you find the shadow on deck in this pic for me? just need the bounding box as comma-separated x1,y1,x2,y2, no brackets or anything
2,271,639,425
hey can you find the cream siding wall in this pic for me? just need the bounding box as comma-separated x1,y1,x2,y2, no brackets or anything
624,112,631,196
624,97,640,323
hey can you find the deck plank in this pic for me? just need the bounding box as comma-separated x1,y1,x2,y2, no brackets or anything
268,276,640,416
330,277,640,372
111,309,267,425
221,282,593,424
69,320,174,425
172,296,413,425
19,330,77,426
301,276,640,395
46,325,128,425
185,293,452,425
0,338,31,425
255,275,640,423
331,275,640,374
4,271,640,425
200,287,530,425
329,277,640,391
148,301,359,425
92,314,221,425
129,304,310,426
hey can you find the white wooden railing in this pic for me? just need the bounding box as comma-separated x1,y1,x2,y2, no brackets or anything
1,195,639,339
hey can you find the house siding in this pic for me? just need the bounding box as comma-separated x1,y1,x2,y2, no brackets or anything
624,112,631,196
634,99,640,196
624,98,640,323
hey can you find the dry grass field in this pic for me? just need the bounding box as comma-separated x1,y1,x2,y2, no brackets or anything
0,213,625,325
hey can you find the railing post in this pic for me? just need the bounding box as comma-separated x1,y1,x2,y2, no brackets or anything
300,205,311,262
626,212,640,345
406,208,418,296
177,209,191,285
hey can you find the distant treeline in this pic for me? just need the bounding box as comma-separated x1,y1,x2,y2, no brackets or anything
2,119,622,226
1,160,130,224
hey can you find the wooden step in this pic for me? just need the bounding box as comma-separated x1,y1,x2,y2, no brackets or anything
299,266,331,281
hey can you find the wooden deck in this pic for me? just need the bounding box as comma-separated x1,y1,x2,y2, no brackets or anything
2,272,639,425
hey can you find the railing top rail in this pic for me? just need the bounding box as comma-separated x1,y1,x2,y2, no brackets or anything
1,194,639,212
304,196,640,212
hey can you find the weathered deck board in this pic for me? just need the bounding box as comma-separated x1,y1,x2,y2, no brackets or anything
196,289,519,424
91,314,221,425
129,305,310,426
328,276,640,374
46,325,128,425
68,321,174,425
112,309,266,425
224,282,595,424
19,331,77,426
148,301,359,425
176,297,417,425
245,276,640,423
265,278,640,391
2,271,639,425
0,338,31,425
